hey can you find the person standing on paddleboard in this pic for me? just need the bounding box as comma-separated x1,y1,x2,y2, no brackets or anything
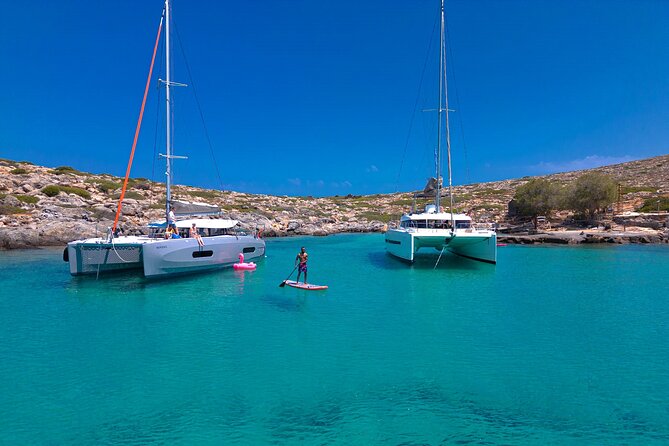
295,247,308,284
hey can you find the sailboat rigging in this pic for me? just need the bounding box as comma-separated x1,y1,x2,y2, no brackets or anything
384,0,497,265
65,0,266,278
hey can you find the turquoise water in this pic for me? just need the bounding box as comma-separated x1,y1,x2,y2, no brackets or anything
1,234,668,444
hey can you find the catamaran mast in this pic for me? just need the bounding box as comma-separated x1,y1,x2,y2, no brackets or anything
439,0,455,228
435,0,444,213
164,0,172,219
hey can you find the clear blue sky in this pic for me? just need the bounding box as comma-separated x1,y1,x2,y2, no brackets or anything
1,0,668,196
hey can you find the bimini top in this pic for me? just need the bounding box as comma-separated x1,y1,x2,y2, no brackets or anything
148,218,239,229
401,212,470,221
401,204,470,221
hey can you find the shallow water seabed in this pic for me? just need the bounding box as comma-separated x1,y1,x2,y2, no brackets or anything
0,234,668,444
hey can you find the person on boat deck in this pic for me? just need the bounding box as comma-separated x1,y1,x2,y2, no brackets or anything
190,223,204,247
295,246,308,284
167,208,176,231
165,226,180,239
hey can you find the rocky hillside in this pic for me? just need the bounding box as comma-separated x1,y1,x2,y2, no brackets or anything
0,154,667,248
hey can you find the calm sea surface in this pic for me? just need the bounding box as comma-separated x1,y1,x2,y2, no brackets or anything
0,234,668,444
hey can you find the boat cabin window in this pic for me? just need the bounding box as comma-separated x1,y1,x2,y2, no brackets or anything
455,220,471,229
401,219,453,229
428,220,452,229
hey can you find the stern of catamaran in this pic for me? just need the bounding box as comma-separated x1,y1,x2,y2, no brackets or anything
65,237,146,276
446,228,497,264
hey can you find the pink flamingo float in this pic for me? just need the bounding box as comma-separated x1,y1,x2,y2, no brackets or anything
233,253,256,271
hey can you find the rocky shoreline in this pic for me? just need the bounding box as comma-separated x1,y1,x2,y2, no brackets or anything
2,218,667,250
498,229,669,245
1,155,668,250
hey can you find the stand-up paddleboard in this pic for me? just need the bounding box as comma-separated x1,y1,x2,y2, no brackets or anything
283,280,328,290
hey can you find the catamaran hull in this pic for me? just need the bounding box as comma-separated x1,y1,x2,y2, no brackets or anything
385,229,497,264
447,231,497,264
67,235,265,278
141,235,265,278
384,229,415,261
67,242,143,275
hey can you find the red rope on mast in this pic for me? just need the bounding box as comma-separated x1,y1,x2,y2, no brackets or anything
112,14,164,232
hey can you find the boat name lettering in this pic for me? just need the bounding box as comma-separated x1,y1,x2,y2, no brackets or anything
82,246,137,251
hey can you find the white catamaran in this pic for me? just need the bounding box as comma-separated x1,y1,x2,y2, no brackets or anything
65,0,265,278
385,0,497,264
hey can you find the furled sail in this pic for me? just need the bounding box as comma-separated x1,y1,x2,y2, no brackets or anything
171,199,220,216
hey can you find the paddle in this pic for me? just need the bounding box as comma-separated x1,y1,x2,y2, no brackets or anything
278,265,298,287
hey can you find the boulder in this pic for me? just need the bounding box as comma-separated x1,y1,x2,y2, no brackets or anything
367,221,387,232
422,177,442,196
57,194,86,207
0,195,22,207
91,205,115,220
0,227,41,249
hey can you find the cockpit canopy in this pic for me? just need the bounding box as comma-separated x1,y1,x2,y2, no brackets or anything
399,205,472,229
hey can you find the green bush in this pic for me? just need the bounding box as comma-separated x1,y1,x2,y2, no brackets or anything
126,177,149,186
565,173,617,220
0,158,17,167
0,205,27,215
97,180,121,193
42,184,91,200
512,179,562,224
637,197,669,213
621,186,658,195
9,168,28,175
15,194,39,204
50,166,86,176
358,212,393,223
389,198,415,206
474,188,509,196
60,186,91,200
42,185,61,197
85,178,122,193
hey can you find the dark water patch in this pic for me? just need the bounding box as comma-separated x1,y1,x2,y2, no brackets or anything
371,249,493,272
411,254,488,271
71,406,188,445
260,293,306,312
266,398,344,443
367,251,410,270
